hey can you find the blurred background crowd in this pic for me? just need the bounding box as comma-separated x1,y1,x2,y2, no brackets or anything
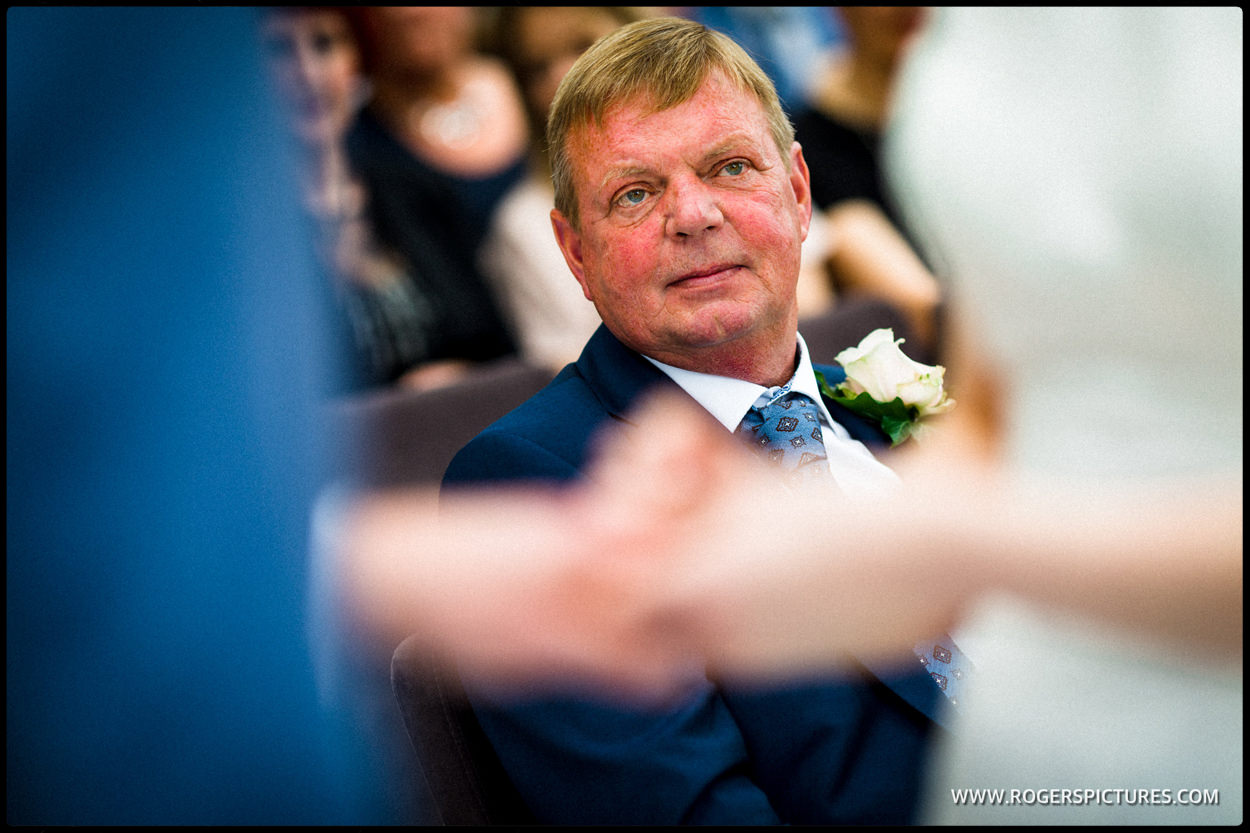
257,5,943,398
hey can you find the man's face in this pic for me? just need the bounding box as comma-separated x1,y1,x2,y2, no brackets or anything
551,72,812,374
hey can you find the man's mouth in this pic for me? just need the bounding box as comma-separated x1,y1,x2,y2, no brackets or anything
668,264,741,288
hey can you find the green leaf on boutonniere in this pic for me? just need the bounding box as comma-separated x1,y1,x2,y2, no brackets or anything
814,369,843,404
815,370,918,447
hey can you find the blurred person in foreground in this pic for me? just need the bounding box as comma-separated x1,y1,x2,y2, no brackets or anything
879,7,1242,823
434,16,952,825
7,7,392,824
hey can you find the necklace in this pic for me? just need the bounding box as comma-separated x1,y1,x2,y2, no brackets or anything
305,171,365,224
414,78,489,150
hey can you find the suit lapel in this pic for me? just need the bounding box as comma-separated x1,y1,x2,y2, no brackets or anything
859,654,954,730
574,324,686,421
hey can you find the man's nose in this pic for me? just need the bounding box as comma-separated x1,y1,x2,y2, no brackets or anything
665,177,724,238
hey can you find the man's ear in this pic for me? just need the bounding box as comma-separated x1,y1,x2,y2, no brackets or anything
551,208,595,301
789,141,814,242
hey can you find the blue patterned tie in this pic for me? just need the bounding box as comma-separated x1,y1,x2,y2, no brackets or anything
915,637,974,711
734,389,832,486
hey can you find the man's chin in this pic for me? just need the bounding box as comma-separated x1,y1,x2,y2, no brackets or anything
663,319,754,353
639,322,782,365
679,306,781,348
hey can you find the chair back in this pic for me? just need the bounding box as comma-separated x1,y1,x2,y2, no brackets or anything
799,296,916,366
391,636,536,825
328,358,555,488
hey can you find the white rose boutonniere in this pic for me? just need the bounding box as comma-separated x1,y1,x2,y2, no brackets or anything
815,328,955,446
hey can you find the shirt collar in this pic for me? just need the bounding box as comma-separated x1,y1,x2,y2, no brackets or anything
643,332,848,438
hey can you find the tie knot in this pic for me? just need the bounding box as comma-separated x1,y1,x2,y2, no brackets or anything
736,392,830,481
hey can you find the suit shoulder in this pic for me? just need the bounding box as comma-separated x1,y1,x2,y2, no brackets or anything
442,369,612,489
471,368,608,444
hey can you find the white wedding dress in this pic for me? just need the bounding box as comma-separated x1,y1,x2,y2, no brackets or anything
883,8,1242,824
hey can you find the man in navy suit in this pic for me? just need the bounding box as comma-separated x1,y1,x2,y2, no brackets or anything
442,17,945,825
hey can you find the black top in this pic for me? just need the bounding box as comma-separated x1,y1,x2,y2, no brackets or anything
342,107,519,385
793,105,918,248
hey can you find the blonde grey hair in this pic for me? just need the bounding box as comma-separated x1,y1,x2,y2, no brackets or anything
546,16,794,229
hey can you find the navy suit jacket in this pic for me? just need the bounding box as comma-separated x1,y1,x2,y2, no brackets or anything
443,324,946,824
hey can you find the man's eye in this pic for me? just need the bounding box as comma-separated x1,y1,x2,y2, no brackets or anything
719,160,748,177
616,188,648,207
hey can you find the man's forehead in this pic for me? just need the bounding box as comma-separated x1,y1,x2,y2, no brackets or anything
573,83,766,157
596,71,754,128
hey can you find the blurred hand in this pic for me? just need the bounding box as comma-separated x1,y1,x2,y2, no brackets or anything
586,390,976,682
326,480,704,704
326,389,985,702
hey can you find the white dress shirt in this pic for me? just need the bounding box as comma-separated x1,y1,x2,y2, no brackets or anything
644,332,900,500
